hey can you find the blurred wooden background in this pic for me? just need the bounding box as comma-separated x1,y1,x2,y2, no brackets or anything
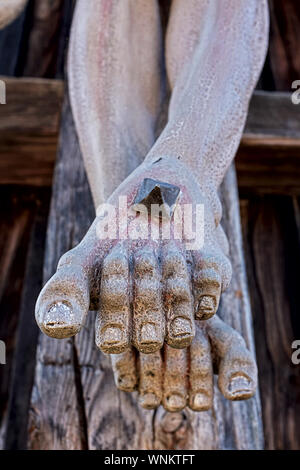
0,0,299,450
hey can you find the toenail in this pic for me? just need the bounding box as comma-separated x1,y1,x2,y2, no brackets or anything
197,296,215,318
102,326,123,345
140,393,160,409
228,376,252,397
41,301,81,338
170,317,192,337
192,392,210,410
44,301,74,325
140,323,158,344
118,374,136,392
166,394,186,411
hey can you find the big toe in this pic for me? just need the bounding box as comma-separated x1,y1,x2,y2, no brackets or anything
35,266,90,339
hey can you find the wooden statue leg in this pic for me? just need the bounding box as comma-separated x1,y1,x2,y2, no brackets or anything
28,96,263,449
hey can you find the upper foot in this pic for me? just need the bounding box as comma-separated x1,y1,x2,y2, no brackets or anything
35,157,231,354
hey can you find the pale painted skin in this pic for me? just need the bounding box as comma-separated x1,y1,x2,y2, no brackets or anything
35,0,269,409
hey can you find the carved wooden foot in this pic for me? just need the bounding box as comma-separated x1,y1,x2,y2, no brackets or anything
35,159,231,354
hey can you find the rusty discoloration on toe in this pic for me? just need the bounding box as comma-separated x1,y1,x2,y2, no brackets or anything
96,245,131,354
163,244,195,348
133,247,164,353
111,349,137,392
193,255,223,319
138,351,162,408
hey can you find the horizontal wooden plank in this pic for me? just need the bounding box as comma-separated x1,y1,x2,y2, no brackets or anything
0,133,58,186
236,145,300,196
0,82,299,192
238,91,300,195
0,76,64,133
244,90,300,138
0,77,64,186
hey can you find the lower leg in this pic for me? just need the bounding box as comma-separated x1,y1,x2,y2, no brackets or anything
36,0,164,339
145,0,269,222
68,0,164,208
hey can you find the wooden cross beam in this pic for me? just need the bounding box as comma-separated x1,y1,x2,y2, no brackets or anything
0,78,299,194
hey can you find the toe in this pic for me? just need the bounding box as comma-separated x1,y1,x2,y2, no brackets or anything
207,316,257,401
162,345,188,412
111,348,137,392
35,264,90,339
96,244,131,354
133,246,164,353
138,351,162,409
162,243,195,348
188,322,213,411
193,252,223,320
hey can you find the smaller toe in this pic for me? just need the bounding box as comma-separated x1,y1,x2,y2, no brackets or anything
188,322,214,411
197,295,216,319
218,351,257,401
164,394,186,412
193,252,223,320
163,244,195,348
162,345,188,412
138,351,162,409
111,349,137,392
133,247,164,353
99,325,128,354
189,391,212,412
207,316,257,401
139,393,161,410
96,245,131,354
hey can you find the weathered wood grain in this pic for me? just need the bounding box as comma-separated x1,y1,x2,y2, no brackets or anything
0,77,64,186
268,0,300,91
27,96,90,450
240,196,300,449
236,91,300,195
4,190,50,450
0,3,27,76
245,91,300,139
0,188,35,449
0,76,64,134
21,0,71,78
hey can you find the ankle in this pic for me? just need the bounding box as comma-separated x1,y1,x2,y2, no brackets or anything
142,155,222,226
